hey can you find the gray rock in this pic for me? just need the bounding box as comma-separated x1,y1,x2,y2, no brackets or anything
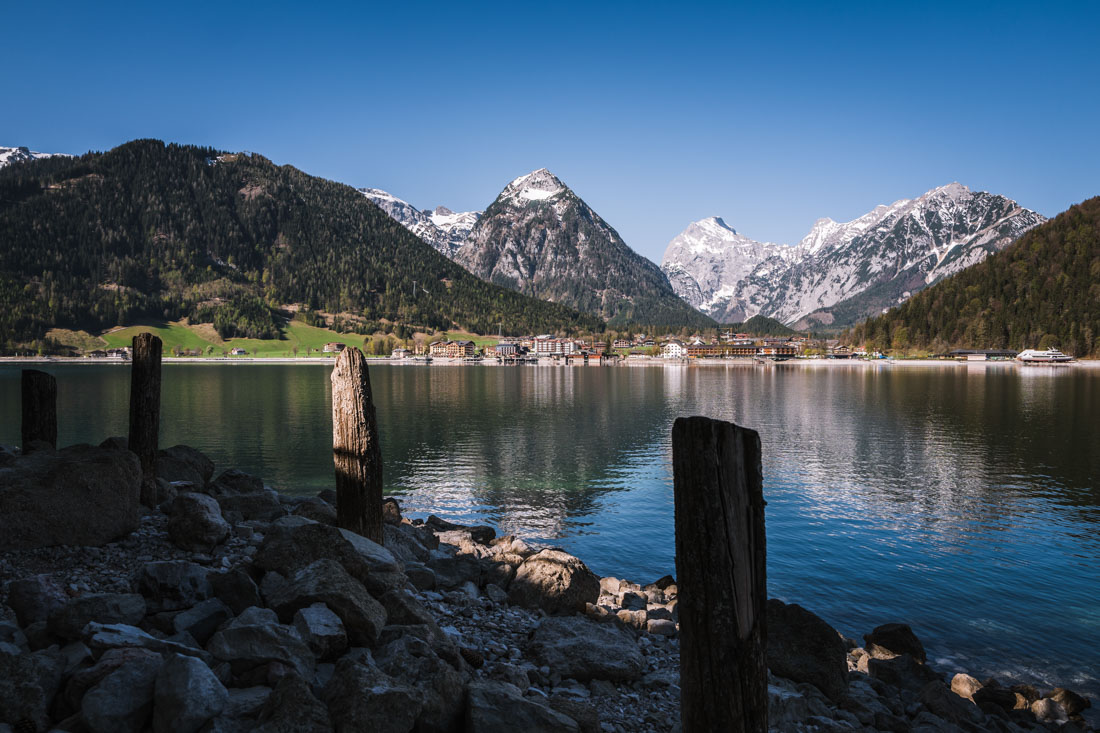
6,573,68,626
136,560,212,613
405,563,437,591
84,622,214,664
530,616,645,682
167,492,230,552
508,549,600,615
620,591,646,611
0,646,63,732
217,490,287,522
324,657,421,733
255,518,402,596
81,654,163,733
919,680,984,726
384,523,431,563
208,568,263,615
222,686,271,719
465,681,580,733
208,469,266,496
375,635,466,733
153,653,228,733
0,444,140,550
253,674,331,732
292,498,337,525
64,647,163,711
48,593,147,640
766,598,848,703
293,604,347,661
264,559,387,647
206,619,315,680
172,598,233,645
231,606,279,628
867,653,940,693
157,445,215,487
864,622,927,663
426,553,482,590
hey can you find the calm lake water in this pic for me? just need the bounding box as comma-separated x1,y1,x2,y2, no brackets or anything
2,361,1098,698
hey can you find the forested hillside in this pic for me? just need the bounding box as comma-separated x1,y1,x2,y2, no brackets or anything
0,140,602,347
851,197,1100,356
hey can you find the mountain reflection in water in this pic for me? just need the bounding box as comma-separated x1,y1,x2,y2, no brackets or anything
1,361,1097,699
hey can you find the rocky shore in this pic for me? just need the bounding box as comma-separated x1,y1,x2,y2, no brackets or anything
0,441,1094,732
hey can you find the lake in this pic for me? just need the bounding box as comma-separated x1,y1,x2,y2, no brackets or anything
2,360,1098,699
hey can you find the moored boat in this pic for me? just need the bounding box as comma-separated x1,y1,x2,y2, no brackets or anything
1016,348,1074,364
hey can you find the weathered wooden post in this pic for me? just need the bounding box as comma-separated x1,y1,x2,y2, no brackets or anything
21,369,57,453
672,416,767,732
331,346,384,544
129,332,162,507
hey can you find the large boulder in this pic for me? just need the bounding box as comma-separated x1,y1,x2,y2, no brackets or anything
324,657,422,733
863,623,926,663
6,573,68,626
529,616,645,682
293,604,348,661
466,681,580,733
253,674,331,733
153,653,228,733
0,444,141,550
1048,688,1091,717
206,617,315,680
84,623,214,664
81,654,163,733
766,598,848,703
508,549,600,615
208,568,263,615
264,559,387,647
135,561,212,613
0,646,63,732
167,493,230,551
374,635,467,733
217,490,287,522
48,593,147,640
156,445,215,487
254,518,402,595
867,653,940,693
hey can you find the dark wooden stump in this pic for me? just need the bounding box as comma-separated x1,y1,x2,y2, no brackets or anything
21,369,57,453
128,332,162,507
331,347,384,544
672,416,767,732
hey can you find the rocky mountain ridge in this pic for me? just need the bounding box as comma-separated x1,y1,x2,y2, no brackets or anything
661,183,1046,327
359,188,480,259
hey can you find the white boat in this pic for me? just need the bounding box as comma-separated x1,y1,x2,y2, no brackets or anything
1016,348,1074,364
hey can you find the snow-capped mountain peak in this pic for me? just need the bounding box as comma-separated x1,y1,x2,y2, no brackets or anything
502,168,566,203
0,146,70,168
661,183,1046,326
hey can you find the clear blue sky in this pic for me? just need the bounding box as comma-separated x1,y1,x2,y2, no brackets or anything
4,1,1098,263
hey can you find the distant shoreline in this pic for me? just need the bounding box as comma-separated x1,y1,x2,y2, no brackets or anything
3,356,1098,368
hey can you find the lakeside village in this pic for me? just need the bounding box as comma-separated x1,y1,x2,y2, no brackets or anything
75,332,1058,364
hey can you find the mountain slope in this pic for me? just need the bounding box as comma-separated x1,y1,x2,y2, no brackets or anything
661,184,1045,328
359,187,479,258
0,140,602,345
851,196,1100,356
456,169,712,327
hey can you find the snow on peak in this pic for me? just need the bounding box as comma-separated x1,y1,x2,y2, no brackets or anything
0,145,70,168
503,168,565,203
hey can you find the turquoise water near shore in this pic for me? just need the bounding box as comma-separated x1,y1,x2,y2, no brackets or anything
2,362,1098,699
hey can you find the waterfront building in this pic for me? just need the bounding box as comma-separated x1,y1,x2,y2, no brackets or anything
661,340,687,359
